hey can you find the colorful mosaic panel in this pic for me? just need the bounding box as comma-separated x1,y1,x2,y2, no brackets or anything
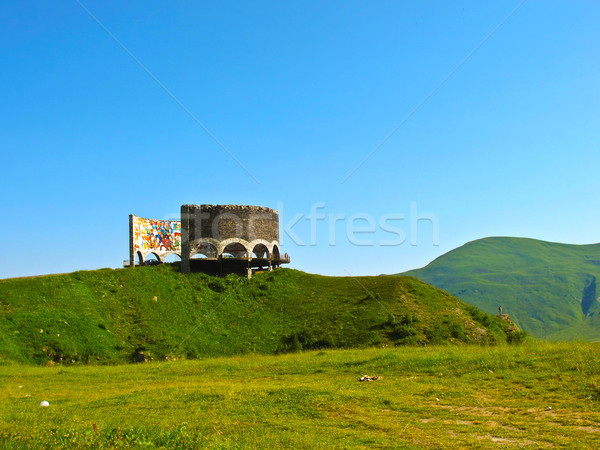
133,216,181,253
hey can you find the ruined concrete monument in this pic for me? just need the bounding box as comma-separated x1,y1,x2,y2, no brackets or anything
128,204,289,277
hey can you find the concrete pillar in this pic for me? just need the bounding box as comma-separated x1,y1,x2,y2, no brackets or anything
129,215,135,268
180,206,191,273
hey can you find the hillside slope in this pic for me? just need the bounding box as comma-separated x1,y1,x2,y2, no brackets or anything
0,266,517,365
400,237,600,340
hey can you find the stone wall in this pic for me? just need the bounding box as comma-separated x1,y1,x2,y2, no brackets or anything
180,204,282,273
182,204,279,243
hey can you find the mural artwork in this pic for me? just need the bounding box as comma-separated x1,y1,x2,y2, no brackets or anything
132,216,181,253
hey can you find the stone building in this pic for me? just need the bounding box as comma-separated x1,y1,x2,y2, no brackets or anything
128,204,289,277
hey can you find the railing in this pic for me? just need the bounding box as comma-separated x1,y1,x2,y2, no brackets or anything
277,253,291,263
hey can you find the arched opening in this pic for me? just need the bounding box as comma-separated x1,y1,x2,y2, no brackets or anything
191,253,209,259
222,242,248,259
272,244,280,260
163,253,181,263
145,253,161,266
193,243,218,258
135,251,144,266
252,243,269,259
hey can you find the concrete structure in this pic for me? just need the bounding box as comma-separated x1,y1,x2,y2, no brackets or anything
180,204,289,276
128,204,289,277
129,214,182,266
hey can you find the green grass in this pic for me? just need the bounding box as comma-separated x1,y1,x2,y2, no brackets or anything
0,266,517,365
400,237,600,341
1,343,599,448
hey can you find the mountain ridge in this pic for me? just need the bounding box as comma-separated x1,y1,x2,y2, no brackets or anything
400,236,600,341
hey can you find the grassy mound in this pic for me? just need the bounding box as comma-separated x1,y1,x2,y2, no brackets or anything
0,266,518,365
400,237,600,341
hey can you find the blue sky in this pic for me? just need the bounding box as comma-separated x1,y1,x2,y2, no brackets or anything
1,1,599,278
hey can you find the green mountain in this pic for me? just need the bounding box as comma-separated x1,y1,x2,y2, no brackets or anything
400,237,600,341
0,266,518,365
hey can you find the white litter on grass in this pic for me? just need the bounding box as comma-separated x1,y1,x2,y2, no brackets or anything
546,406,552,411
359,375,382,382
40,401,49,407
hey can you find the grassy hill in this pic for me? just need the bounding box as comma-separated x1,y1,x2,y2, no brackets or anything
0,266,518,365
400,237,600,341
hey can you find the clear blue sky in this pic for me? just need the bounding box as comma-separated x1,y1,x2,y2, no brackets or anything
1,1,599,278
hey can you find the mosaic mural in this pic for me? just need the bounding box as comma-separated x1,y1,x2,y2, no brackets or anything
132,216,181,253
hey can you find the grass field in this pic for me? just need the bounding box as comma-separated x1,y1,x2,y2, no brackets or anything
1,342,599,448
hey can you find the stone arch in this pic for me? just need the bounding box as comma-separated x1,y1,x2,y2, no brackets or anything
191,240,219,258
272,244,280,259
248,238,272,247
147,252,162,262
252,243,269,259
163,253,181,263
190,237,221,253
136,251,144,266
218,238,252,256
222,242,249,259
248,239,272,254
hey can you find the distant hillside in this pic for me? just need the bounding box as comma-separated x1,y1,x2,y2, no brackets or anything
0,266,518,365
400,237,600,341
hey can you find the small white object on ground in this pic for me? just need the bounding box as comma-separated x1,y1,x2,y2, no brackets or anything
40,401,49,407
546,406,552,410
359,375,382,382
